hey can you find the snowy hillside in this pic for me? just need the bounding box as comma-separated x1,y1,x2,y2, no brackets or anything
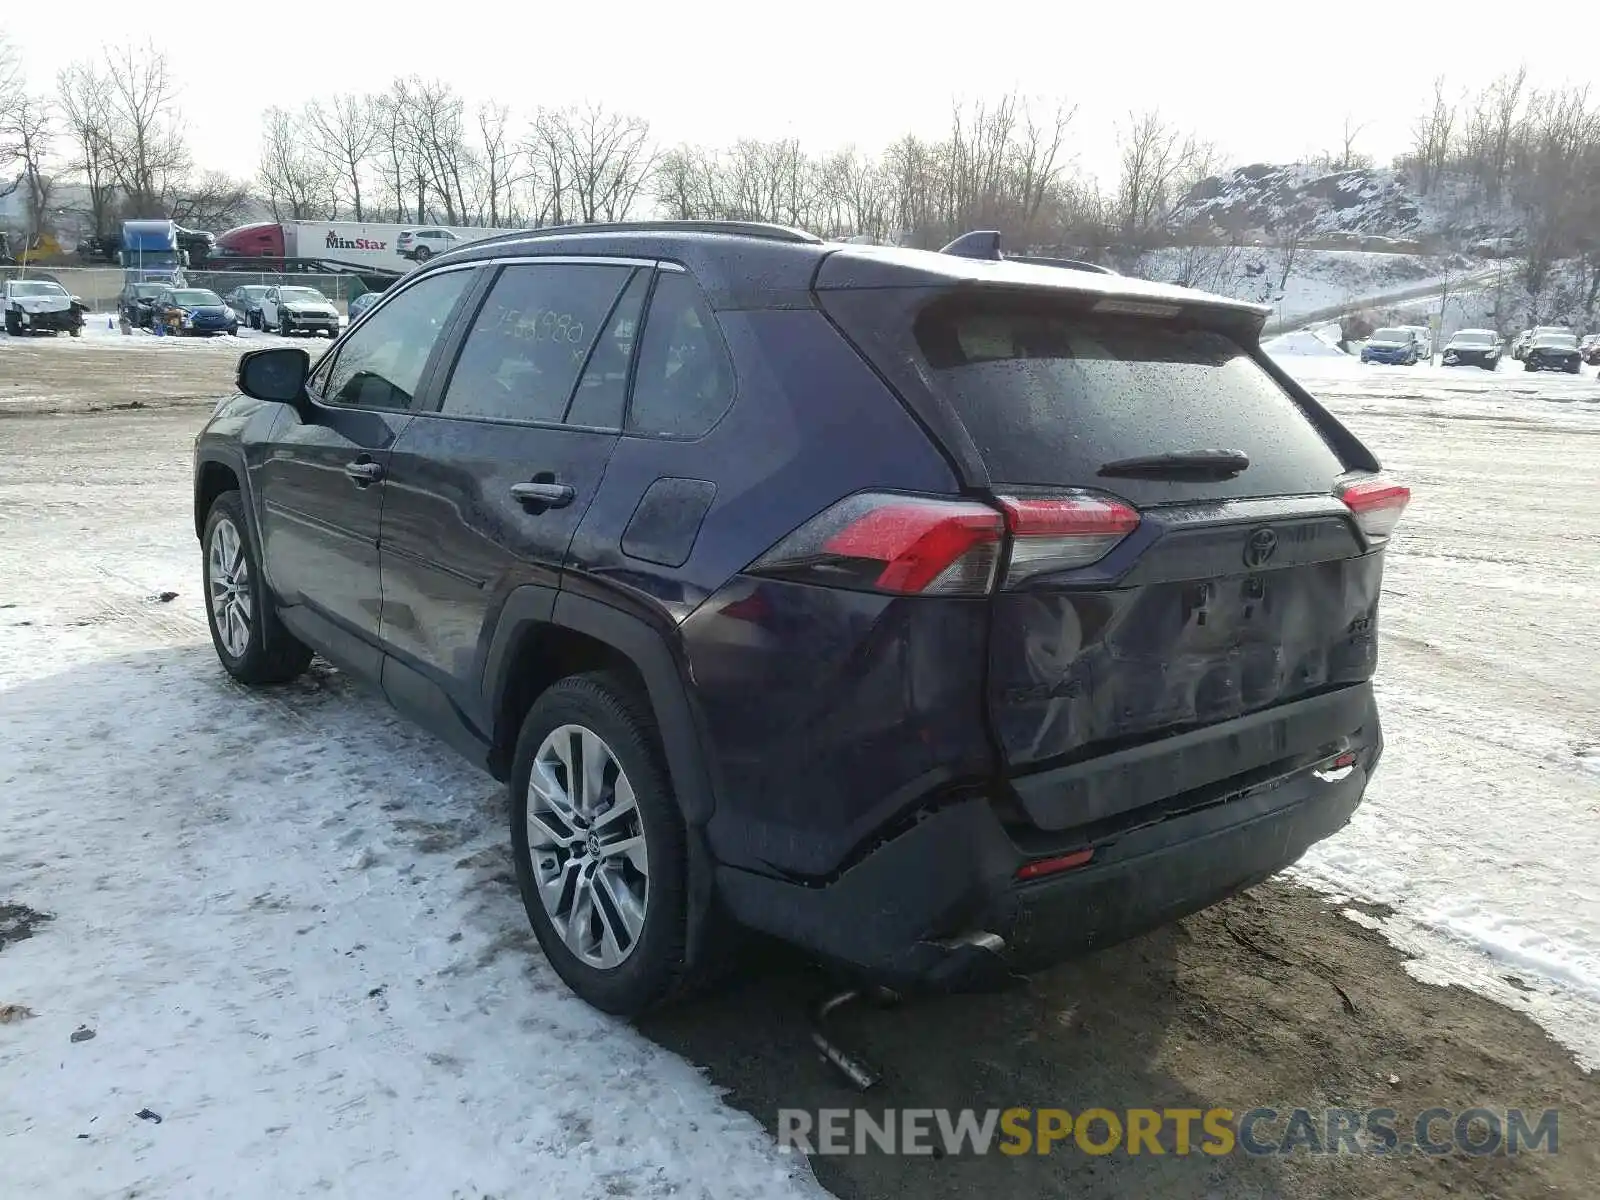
1171,163,1523,246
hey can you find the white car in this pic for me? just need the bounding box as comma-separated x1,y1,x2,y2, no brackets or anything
3,279,86,337
259,286,340,338
1397,325,1433,361
397,228,461,262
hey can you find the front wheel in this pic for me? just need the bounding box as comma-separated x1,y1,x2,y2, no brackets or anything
1524,361,1536,372
510,673,690,1016
202,491,312,685
413,246,432,262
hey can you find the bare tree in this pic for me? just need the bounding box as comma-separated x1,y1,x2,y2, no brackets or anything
528,103,655,224
304,94,379,221
101,44,191,216
473,100,525,226
171,169,254,229
1335,114,1372,170
1116,110,1202,241
258,106,334,219
1409,76,1457,195
0,92,56,246
56,63,118,238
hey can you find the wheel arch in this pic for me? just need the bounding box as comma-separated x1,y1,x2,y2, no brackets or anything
194,450,250,540
485,586,721,971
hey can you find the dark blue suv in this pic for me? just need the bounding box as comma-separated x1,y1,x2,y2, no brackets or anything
193,221,1408,1015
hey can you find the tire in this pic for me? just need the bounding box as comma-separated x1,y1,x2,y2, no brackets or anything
1524,361,1536,372
249,310,261,330
201,491,312,686
3,311,18,336
70,325,82,338
413,246,432,261
510,672,690,1016
280,316,292,336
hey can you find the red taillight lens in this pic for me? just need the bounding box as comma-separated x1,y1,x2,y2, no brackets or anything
750,493,1005,596
1337,474,1410,542
998,493,1140,586
1015,848,1095,881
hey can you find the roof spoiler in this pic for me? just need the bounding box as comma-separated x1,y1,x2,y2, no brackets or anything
938,229,1116,275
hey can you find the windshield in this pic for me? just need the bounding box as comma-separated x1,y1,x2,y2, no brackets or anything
279,288,327,303
11,281,65,297
1370,329,1410,343
169,290,222,306
1451,331,1494,345
911,297,1345,503
241,286,270,298
135,285,164,298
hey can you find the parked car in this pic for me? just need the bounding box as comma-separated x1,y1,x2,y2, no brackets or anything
2,278,87,336
1360,327,1422,365
1513,325,1570,361
397,228,462,262
119,281,168,330
1522,331,1582,373
193,221,1407,1016
1440,328,1502,370
1579,334,1600,365
346,290,384,322
1397,324,1433,361
152,287,239,337
224,284,273,327
258,285,340,337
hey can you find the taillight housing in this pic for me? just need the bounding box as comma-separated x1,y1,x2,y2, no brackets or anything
747,491,1141,597
1336,473,1410,543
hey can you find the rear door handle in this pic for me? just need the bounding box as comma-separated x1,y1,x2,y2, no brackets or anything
344,460,384,484
509,481,576,508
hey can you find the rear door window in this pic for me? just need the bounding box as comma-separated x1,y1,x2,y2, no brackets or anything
913,297,1346,503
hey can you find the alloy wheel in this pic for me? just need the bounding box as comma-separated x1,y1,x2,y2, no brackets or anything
526,724,650,970
207,517,253,658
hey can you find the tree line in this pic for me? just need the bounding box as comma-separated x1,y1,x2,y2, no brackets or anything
4,37,1599,293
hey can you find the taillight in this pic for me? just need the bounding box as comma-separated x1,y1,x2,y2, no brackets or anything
1336,474,1410,542
749,493,1005,596
999,494,1140,586
748,491,1141,597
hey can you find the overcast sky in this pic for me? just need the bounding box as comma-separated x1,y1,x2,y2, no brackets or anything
4,1,1593,189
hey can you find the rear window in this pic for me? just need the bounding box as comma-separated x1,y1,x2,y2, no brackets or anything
912,299,1347,502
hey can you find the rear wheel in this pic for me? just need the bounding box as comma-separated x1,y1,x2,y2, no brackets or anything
202,491,312,685
510,673,690,1016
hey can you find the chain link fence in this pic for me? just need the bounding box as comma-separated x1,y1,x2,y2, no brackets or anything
0,266,373,314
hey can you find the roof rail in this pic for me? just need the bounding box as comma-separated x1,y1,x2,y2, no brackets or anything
464,220,823,252
938,229,1116,275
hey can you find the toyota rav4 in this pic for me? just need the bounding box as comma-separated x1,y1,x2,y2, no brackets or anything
192,221,1407,1015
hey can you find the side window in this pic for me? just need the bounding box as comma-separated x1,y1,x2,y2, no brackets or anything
438,263,631,424
565,269,651,429
628,272,735,438
320,268,472,410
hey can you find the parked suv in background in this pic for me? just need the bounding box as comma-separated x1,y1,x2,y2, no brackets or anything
258,285,339,337
398,228,461,261
193,221,1407,1016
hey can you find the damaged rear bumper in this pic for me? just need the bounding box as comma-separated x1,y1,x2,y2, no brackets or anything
716,684,1380,991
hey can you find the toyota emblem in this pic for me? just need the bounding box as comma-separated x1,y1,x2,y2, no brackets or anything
1243,528,1278,569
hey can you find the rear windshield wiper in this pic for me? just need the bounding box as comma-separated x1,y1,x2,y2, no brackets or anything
1097,449,1250,480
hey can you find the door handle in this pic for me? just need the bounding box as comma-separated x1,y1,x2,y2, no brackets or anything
509,481,575,508
344,460,384,484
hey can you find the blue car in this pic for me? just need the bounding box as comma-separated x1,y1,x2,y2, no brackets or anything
153,287,238,337
1360,328,1421,365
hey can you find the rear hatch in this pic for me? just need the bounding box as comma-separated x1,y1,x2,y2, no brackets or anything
818,277,1404,799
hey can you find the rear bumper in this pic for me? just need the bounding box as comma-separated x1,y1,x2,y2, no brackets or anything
717,687,1380,990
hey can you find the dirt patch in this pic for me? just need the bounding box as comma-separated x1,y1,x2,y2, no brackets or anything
0,903,52,953
643,881,1598,1200
0,340,241,415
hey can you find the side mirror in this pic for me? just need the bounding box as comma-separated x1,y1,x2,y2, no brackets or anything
238,346,311,411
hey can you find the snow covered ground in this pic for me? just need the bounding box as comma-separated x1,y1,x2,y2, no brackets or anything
2,329,1598,1198
0,390,823,1195
1266,337,1600,1069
